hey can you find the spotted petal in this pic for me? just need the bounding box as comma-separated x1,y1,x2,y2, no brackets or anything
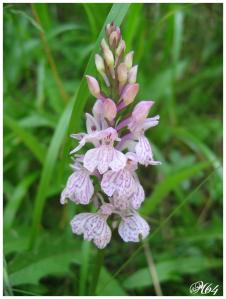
130,180,145,209
71,213,112,249
60,169,94,205
109,149,127,172
101,169,135,197
111,192,130,210
84,146,126,174
118,211,150,242
135,135,161,166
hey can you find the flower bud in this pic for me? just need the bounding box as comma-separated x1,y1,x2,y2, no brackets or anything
103,98,117,121
132,101,154,123
92,99,103,116
128,65,138,84
116,39,126,58
117,63,128,84
120,83,139,105
95,54,105,73
85,75,100,98
106,22,116,37
95,54,110,87
124,51,134,69
109,27,121,48
101,38,114,67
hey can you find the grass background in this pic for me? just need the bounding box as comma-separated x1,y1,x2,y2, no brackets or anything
3,3,223,296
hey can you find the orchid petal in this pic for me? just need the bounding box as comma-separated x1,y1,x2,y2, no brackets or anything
135,135,161,166
109,149,127,172
83,148,100,173
130,179,145,209
101,169,135,197
118,211,150,242
71,213,111,249
86,113,100,134
60,169,94,205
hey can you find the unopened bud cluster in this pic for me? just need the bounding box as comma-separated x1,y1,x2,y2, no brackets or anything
60,22,161,249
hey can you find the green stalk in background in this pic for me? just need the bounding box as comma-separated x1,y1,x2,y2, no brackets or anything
89,249,105,295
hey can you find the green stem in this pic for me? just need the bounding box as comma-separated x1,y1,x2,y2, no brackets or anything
79,240,91,295
89,249,105,295
142,239,163,296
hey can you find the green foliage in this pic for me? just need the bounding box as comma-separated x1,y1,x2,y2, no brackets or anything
3,3,222,296
123,256,222,290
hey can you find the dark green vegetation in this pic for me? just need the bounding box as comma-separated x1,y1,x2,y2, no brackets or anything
3,3,223,296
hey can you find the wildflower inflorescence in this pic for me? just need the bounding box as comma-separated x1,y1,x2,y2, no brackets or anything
60,22,161,249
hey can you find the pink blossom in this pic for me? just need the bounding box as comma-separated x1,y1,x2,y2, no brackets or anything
71,211,112,249
118,211,150,242
127,101,161,166
60,22,161,249
101,153,145,209
70,112,107,154
60,162,94,205
101,154,137,197
135,135,161,166
83,127,126,174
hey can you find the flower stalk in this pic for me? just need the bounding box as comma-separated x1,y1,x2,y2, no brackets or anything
60,22,161,250
89,248,105,295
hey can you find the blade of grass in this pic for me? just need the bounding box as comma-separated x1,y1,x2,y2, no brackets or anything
79,240,91,295
89,249,105,295
173,127,222,179
11,288,39,296
29,100,73,248
4,115,46,164
33,3,51,31
4,258,13,296
10,8,44,32
98,168,219,293
141,161,210,215
83,4,98,39
123,3,142,50
31,4,69,103
4,172,39,231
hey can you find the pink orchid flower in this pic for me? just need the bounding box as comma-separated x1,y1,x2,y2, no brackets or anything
60,22,161,249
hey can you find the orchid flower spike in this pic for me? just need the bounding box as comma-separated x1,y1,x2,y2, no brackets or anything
60,22,161,249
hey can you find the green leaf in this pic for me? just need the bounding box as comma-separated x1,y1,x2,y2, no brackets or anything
4,115,46,164
172,10,184,64
97,267,127,296
4,172,39,231
29,100,73,248
123,4,143,50
123,256,222,290
4,258,13,296
173,127,222,179
79,240,91,295
83,4,98,39
9,250,81,286
32,4,51,32
141,161,210,215
10,8,44,32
